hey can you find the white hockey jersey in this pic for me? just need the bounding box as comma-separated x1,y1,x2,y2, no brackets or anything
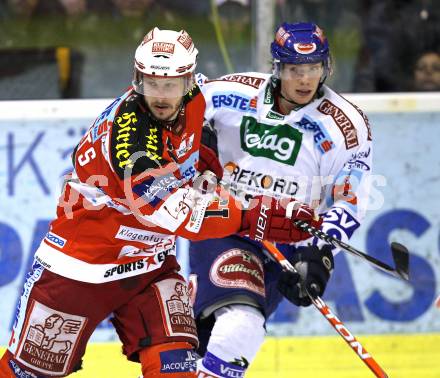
197,72,373,247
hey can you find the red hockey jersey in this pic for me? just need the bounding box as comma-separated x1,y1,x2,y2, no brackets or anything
34,87,242,283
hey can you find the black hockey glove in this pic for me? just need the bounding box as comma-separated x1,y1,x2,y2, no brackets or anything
201,119,219,155
198,121,223,181
277,245,334,307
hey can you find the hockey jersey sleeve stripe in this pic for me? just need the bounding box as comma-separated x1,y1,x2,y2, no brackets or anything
35,241,176,283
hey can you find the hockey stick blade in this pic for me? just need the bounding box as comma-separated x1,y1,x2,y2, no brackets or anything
294,220,410,281
390,242,410,281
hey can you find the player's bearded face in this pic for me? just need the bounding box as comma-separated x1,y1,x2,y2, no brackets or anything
143,76,185,121
280,62,323,105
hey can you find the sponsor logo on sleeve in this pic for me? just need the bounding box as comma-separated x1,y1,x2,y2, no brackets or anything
332,176,358,206
295,115,334,153
328,169,364,213
318,99,358,149
195,72,207,86
347,148,371,171
322,207,360,239
132,174,187,207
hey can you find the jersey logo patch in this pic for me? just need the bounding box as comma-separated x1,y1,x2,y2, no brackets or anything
132,174,186,207
207,74,264,89
318,99,359,149
209,248,265,296
321,207,360,240
328,169,364,213
114,111,139,168
212,92,257,113
44,232,66,249
240,116,303,165
159,349,197,373
295,115,334,154
223,161,299,205
15,300,87,376
154,279,198,340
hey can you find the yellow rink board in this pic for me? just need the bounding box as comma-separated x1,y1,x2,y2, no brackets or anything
2,333,439,377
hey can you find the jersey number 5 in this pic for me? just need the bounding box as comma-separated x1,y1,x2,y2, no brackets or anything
78,147,96,166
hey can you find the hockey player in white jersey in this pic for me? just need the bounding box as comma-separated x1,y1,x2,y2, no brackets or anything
190,22,373,377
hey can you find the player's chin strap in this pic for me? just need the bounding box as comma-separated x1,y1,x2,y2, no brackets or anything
261,240,389,378
278,90,300,105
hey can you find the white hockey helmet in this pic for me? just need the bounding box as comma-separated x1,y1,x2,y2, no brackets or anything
132,27,198,98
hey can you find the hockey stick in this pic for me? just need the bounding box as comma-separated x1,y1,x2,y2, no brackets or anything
435,294,440,309
261,240,389,378
293,220,410,281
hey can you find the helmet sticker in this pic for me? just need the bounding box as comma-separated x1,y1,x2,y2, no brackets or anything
133,28,198,94
313,26,326,44
275,26,289,47
177,31,193,51
134,58,145,70
293,43,317,54
270,22,331,84
142,29,154,45
176,64,194,73
152,42,175,54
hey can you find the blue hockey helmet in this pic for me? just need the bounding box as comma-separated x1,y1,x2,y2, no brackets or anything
271,22,331,82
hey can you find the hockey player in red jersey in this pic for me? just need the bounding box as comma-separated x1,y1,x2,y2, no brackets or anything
0,27,321,378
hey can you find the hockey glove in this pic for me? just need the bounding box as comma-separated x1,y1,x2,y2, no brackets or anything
240,195,323,243
277,245,334,307
197,123,223,181
198,144,223,181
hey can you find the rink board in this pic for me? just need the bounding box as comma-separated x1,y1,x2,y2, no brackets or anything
1,333,439,377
